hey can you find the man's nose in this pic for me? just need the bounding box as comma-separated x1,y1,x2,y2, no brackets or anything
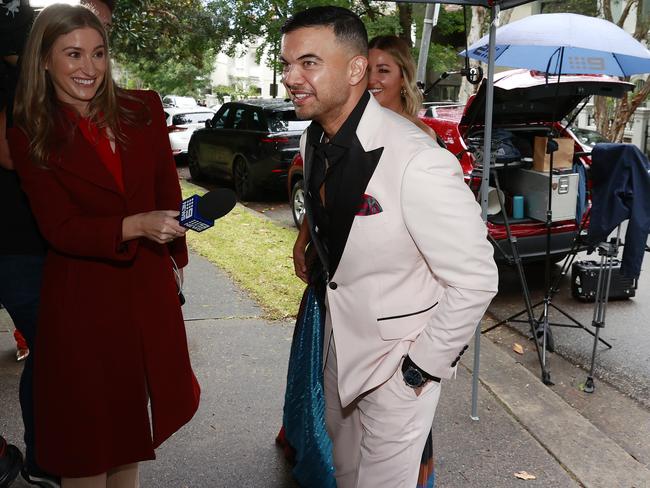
282,65,302,87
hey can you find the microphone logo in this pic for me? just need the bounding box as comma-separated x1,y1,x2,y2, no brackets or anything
179,195,214,232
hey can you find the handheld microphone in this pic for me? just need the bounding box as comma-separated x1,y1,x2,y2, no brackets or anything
179,188,237,232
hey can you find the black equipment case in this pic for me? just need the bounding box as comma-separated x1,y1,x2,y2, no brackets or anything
571,259,637,302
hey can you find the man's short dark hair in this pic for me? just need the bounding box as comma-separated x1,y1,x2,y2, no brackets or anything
281,6,368,56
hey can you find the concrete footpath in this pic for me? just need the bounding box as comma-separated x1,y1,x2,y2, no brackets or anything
1,252,649,487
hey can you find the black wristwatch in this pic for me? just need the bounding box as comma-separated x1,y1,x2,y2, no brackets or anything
401,355,441,389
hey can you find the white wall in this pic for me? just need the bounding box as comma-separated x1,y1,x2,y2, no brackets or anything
210,42,286,99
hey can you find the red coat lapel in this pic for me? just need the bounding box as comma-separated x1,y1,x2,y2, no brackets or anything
50,116,124,196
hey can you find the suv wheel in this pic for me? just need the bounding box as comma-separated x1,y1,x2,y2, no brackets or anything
188,144,203,181
291,179,305,228
233,157,255,200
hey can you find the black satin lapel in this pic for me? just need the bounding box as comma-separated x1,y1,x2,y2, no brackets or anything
304,144,314,193
328,143,383,278
303,122,321,192
303,124,329,275
359,147,383,190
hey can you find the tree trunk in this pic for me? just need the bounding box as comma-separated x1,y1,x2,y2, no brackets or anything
593,95,611,136
592,0,649,143
500,8,513,25
634,0,650,42
616,0,637,27
397,3,413,46
607,79,650,141
602,0,613,21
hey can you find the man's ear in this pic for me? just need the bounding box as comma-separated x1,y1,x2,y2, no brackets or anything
349,55,368,87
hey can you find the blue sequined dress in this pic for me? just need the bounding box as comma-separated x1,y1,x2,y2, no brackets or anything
280,284,336,488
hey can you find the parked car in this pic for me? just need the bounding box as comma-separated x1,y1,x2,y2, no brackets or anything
188,99,310,199
164,107,215,161
419,101,460,118
288,69,632,263
162,95,198,108
570,127,610,150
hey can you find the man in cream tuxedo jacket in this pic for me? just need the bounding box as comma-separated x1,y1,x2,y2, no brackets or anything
282,7,498,487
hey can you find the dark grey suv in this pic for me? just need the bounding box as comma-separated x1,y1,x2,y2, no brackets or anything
187,99,310,200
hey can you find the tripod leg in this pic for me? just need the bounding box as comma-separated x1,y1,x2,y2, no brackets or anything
484,298,544,332
546,302,613,348
534,139,556,381
584,291,605,394
509,237,551,383
491,170,551,384
535,303,556,354
547,207,591,302
511,208,592,351
584,235,619,394
584,324,601,394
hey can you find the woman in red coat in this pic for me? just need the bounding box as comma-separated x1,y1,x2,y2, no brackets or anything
9,5,200,486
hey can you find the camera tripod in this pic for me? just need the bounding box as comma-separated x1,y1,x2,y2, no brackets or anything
484,203,613,352
483,136,611,385
583,228,621,393
470,151,549,383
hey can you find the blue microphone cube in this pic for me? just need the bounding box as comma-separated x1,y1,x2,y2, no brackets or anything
179,195,214,232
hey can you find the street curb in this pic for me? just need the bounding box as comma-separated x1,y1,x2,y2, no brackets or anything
467,338,650,488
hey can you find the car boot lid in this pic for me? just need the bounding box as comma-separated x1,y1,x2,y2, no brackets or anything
460,69,633,128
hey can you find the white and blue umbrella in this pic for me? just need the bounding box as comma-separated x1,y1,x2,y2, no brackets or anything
462,13,650,77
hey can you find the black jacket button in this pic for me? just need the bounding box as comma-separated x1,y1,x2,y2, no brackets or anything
463,345,469,351
329,282,338,290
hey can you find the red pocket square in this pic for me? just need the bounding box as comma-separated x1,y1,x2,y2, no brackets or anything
357,194,383,216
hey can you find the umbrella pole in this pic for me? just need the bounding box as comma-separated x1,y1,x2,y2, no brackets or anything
538,47,566,386
471,2,499,421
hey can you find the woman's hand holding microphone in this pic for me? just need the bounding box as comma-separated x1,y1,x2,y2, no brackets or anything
122,210,187,244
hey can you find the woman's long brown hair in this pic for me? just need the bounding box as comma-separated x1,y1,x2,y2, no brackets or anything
13,4,145,167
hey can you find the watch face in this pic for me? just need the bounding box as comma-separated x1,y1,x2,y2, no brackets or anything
403,367,424,388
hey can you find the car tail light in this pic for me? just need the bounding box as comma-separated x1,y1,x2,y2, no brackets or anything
260,135,290,144
168,125,188,133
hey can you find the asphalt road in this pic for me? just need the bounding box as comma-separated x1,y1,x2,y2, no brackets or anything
179,165,650,408
490,249,650,408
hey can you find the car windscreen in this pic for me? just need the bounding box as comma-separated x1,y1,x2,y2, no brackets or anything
266,110,311,132
573,128,608,147
172,112,214,125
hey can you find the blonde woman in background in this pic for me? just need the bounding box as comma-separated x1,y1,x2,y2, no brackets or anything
368,35,440,143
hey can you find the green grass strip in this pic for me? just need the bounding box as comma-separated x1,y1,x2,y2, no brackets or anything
180,180,303,320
